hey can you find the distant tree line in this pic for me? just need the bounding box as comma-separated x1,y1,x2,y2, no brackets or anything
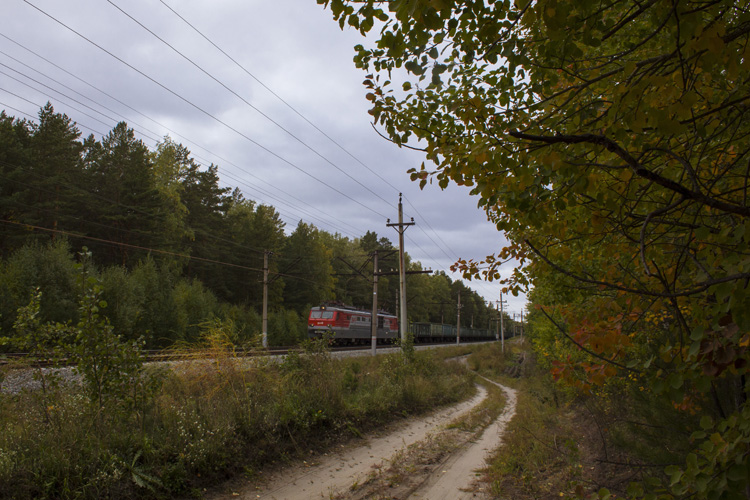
0,103,495,348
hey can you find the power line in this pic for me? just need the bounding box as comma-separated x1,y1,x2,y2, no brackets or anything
22,0,390,221
0,218,326,287
107,0,396,212
0,167,259,263
0,39,362,236
155,0,468,273
5,4,499,300
0,68,149,141
0,48,165,142
0,91,107,136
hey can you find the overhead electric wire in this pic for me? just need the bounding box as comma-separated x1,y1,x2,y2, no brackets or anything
0,159,266,261
159,0,402,196
107,0,396,213
156,0,470,276
0,100,35,120
0,218,331,287
1,61,135,133
2,23,457,268
0,86,358,238
0,48,166,142
0,35,364,238
0,89,107,136
0,67,154,142
6,4,501,301
21,0,390,221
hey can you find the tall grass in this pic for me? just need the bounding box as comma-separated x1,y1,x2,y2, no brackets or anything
0,336,473,499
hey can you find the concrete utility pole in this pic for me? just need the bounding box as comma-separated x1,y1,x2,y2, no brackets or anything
497,293,508,353
370,250,378,355
262,250,270,348
495,302,500,341
387,193,415,343
456,291,461,345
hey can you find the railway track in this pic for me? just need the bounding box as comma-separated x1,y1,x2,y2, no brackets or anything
0,342,472,369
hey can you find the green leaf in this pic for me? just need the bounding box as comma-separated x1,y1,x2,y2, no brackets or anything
727,464,748,482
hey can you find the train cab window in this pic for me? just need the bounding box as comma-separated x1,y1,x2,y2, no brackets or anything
310,311,322,319
378,317,384,328
321,311,334,319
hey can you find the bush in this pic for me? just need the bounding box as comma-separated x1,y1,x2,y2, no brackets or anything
0,331,475,499
268,309,305,346
0,239,78,341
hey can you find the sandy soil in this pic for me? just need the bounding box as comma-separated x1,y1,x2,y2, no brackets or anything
209,386,487,500
209,375,517,500
409,376,517,500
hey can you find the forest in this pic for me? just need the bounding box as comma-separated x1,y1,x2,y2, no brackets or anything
0,103,498,349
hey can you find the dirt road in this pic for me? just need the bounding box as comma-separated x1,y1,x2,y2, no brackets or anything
409,377,517,499
211,376,517,500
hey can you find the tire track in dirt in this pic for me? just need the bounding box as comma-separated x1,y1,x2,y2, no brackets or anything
212,385,488,500
409,376,517,499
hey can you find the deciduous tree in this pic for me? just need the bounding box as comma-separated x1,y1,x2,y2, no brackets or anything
318,0,750,496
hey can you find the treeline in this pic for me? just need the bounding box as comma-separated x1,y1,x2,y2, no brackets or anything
0,104,494,348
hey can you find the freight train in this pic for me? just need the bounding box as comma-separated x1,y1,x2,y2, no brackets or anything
307,304,499,344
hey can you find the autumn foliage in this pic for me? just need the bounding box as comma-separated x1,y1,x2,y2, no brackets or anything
319,0,750,497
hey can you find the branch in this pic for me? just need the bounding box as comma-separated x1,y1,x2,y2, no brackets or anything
639,196,687,277
538,306,638,373
524,238,750,298
508,131,750,217
370,122,426,151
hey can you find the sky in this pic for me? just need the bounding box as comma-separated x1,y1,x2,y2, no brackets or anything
1,0,527,317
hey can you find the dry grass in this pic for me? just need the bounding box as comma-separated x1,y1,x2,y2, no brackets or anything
0,337,476,500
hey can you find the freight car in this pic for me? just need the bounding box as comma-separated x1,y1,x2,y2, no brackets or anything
408,322,499,343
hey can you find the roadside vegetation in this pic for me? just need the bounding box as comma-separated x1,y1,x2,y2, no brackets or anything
473,340,704,500
0,281,475,500
317,0,749,497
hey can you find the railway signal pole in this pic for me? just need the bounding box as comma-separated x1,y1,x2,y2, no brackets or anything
387,193,415,344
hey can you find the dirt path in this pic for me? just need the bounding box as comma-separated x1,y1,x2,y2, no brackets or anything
209,386,488,500
409,376,517,499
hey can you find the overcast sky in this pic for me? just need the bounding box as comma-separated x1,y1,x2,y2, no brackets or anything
1,0,527,316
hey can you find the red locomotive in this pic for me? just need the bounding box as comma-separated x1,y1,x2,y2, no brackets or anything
307,303,398,343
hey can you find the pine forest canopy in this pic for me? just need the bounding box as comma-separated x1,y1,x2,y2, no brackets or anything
0,104,500,348
316,0,750,497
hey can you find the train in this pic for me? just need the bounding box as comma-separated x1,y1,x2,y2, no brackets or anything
307,303,501,344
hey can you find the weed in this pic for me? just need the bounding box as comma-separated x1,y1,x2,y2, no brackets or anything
0,318,477,499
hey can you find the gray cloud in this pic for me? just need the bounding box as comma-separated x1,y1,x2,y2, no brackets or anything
0,0,527,313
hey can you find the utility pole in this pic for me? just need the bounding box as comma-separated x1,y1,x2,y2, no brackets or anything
262,250,270,348
497,293,508,353
456,291,461,345
370,250,378,355
387,193,415,343
495,302,500,341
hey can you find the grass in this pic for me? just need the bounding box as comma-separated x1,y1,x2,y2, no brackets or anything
0,338,476,499
474,340,690,500
461,340,595,498
338,350,511,499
